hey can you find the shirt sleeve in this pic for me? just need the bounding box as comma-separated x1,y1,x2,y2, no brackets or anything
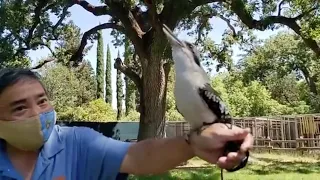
74,126,133,180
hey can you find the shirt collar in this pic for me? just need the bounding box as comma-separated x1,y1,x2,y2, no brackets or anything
41,125,64,159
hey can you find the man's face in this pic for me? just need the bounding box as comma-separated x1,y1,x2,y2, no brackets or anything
0,78,52,121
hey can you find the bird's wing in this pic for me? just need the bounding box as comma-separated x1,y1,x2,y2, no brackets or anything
198,83,232,124
199,83,250,173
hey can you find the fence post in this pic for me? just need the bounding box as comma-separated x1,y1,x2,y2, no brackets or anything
295,118,299,149
253,118,255,143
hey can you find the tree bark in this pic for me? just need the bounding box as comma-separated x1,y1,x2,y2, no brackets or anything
309,76,318,95
299,66,318,95
137,34,170,140
137,64,168,140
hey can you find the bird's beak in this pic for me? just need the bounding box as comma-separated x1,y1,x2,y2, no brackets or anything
162,24,184,47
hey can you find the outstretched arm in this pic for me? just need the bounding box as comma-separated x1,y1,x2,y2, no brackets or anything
77,124,252,178
120,123,253,175
120,136,194,175
77,126,194,178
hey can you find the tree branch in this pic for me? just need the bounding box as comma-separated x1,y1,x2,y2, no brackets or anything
161,0,221,29
143,0,161,31
25,1,47,45
30,42,57,70
15,1,48,56
52,5,71,39
14,1,72,58
194,10,237,42
74,0,144,38
131,6,152,33
106,0,149,60
229,0,320,57
70,23,124,65
114,57,142,93
161,0,319,58
73,0,111,16
44,44,55,56
31,58,56,70
278,0,286,16
218,15,237,37
294,4,319,20
76,0,147,60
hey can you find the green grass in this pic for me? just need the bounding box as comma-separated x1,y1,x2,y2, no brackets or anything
129,152,320,180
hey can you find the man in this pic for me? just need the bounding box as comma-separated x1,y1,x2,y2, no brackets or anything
0,68,253,180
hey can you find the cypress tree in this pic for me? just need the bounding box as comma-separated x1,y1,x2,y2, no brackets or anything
96,30,105,99
105,44,112,104
116,51,124,120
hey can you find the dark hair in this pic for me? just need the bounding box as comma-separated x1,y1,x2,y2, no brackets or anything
0,68,45,95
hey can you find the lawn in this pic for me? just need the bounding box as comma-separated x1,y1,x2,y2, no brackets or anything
129,151,320,180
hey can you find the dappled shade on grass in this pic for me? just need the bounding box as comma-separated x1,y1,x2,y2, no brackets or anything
129,168,221,180
248,157,320,175
129,153,320,180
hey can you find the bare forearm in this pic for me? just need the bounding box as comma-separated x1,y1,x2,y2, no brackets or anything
121,136,195,175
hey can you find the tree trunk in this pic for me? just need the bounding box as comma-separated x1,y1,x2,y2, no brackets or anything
309,76,318,95
137,35,170,141
137,62,169,140
300,66,318,95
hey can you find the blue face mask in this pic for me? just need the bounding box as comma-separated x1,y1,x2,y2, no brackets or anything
0,109,57,151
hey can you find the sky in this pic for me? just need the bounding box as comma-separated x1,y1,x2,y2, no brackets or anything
28,0,285,109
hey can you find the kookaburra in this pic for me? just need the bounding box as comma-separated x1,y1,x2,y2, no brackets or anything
162,24,249,177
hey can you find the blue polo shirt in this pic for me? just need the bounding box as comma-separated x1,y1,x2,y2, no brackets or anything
0,125,132,180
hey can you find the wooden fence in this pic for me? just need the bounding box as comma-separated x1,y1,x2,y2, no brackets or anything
58,114,320,150
165,114,320,150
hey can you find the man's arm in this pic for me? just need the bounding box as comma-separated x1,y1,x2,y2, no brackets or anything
75,126,194,177
75,124,252,177
120,124,253,175
120,136,195,175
